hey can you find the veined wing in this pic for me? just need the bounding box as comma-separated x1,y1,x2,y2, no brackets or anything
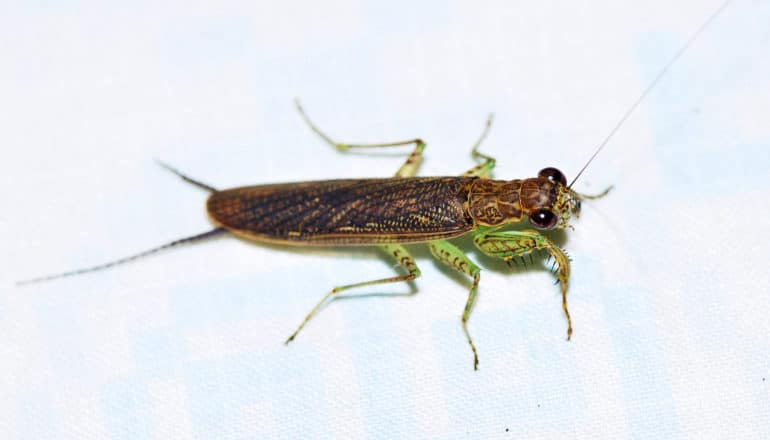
206,177,475,245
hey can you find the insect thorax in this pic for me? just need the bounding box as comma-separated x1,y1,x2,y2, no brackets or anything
467,178,562,227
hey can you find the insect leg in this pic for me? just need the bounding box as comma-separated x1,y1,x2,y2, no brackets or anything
285,244,420,344
461,114,496,177
295,99,425,178
473,229,573,339
428,240,482,370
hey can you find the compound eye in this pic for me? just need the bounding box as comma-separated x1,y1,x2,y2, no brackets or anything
529,209,558,230
538,167,567,186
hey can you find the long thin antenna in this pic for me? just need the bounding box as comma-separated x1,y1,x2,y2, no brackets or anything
568,0,732,188
16,228,228,286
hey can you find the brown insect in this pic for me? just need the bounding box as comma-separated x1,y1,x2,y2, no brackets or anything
18,1,730,369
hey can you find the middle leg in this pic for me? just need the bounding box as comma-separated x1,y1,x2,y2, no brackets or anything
428,240,482,370
461,114,496,177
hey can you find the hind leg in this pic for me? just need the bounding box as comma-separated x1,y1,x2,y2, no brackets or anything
285,244,421,343
295,100,425,178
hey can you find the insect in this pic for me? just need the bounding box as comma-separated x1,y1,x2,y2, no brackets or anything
17,2,730,370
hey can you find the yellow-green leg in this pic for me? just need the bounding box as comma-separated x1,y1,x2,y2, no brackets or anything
473,228,574,339
295,99,425,178
428,240,483,370
461,114,496,178
285,244,421,344
286,103,431,344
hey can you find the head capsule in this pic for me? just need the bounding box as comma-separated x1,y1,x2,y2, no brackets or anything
517,167,582,230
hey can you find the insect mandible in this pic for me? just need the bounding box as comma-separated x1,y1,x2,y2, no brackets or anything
18,2,730,370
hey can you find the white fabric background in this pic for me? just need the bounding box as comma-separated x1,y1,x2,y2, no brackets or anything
2,1,769,439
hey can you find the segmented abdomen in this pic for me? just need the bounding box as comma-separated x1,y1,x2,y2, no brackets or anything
206,177,475,245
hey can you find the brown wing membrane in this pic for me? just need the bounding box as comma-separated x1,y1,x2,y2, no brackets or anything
206,177,475,245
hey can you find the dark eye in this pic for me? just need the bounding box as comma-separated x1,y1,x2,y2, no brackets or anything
538,167,567,186
529,209,558,229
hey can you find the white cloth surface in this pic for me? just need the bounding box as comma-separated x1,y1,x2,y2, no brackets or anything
2,1,769,439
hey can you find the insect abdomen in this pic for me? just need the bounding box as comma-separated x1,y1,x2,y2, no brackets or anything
206,177,476,245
